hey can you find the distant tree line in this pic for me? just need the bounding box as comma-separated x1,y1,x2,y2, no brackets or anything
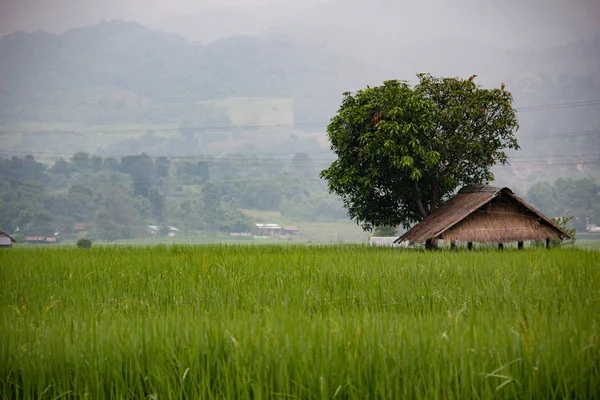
526,177,600,231
0,151,348,241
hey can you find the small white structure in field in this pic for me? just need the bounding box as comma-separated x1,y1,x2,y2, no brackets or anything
255,223,282,236
369,237,409,248
147,225,180,237
587,224,600,233
0,228,15,248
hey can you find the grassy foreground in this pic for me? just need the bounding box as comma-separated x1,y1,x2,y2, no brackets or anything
1,246,599,399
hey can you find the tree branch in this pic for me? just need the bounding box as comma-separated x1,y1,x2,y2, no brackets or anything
414,180,429,219
430,179,438,213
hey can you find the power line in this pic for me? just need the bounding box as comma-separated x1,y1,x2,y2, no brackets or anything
499,160,600,166
1,148,598,163
8,161,599,190
18,162,600,188
0,99,599,136
3,97,600,112
1,160,597,170
0,153,365,162
22,178,327,188
517,129,600,139
0,122,326,136
0,150,334,158
0,128,597,159
516,99,600,112
509,153,600,159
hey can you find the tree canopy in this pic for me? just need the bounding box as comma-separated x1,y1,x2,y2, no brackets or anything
321,73,520,231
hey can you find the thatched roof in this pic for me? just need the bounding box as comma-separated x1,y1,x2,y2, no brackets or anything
395,185,571,245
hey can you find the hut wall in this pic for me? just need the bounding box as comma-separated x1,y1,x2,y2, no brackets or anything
442,201,560,243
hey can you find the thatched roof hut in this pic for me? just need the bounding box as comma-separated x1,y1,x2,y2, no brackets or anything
395,186,570,248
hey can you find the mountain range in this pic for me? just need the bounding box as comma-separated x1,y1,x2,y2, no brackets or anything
0,17,598,164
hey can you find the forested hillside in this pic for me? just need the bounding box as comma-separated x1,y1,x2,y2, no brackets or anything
0,20,371,125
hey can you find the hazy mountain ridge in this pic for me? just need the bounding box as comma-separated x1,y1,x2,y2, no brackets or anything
0,20,374,125
0,19,598,159
4,0,598,50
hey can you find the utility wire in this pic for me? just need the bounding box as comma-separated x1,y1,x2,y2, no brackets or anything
1,99,599,136
517,99,600,112
517,129,600,139
1,149,598,164
0,122,325,135
12,160,600,190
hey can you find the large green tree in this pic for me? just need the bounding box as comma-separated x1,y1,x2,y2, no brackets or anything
321,74,520,231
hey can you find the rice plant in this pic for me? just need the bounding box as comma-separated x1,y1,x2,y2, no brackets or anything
1,245,599,399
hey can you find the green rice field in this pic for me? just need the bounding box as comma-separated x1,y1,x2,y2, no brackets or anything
1,246,599,399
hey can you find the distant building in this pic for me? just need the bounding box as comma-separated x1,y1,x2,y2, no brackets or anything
25,236,48,244
282,226,299,235
147,225,180,237
73,223,87,233
255,223,282,236
587,225,600,233
369,237,408,247
0,228,15,248
24,236,57,244
230,232,253,237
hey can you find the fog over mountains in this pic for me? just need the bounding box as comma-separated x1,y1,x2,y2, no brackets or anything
2,0,599,47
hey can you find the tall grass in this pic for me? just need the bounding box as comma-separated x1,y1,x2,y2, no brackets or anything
1,246,599,399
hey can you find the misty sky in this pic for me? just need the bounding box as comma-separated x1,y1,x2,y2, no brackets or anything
1,0,599,49
0,0,328,34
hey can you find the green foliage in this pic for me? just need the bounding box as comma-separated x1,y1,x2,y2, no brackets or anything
75,238,92,248
12,233,25,243
371,225,398,237
527,177,600,230
175,160,210,184
0,151,349,239
321,74,520,231
280,192,348,222
526,181,559,216
1,246,599,398
532,216,577,248
552,216,577,246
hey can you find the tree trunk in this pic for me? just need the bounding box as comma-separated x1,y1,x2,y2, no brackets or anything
414,181,429,219
415,198,428,220
430,179,438,214
518,241,524,250
467,242,473,251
